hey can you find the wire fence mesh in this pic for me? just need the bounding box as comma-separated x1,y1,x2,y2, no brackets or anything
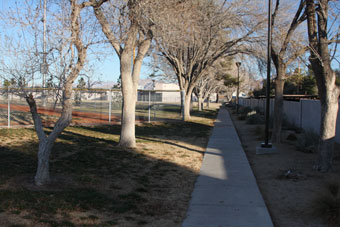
0,88,183,128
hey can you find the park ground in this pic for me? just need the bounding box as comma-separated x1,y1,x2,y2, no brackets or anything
1,103,340,226
228,105,340,227
0,104,218,227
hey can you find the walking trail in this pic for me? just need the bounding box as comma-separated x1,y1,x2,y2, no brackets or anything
182,107,273,227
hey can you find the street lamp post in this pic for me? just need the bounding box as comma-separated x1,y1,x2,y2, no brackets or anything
256,0,276,155
263,0,272,148
236,62,241,114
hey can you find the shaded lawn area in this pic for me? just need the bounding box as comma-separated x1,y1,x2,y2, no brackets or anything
0,105,219,227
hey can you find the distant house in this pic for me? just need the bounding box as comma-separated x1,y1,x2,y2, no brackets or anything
138,79,181,103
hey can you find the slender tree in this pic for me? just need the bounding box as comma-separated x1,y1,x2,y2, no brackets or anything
87,0,155,148
0,0,98,185
153,0,265,120
270,0,308,143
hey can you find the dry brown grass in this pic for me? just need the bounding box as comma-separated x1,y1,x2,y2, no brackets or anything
0,104,219,226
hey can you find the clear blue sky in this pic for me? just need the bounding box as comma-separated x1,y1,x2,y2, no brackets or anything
0,0,152,86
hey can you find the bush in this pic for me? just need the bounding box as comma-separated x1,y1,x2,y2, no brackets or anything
237,115,246,120
281,114,301,132
296,130,319,153
238,106,252,115
246,112,265,125
312,180,340,226
254,106,263,114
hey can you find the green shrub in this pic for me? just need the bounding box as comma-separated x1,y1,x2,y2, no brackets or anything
312,180,340,226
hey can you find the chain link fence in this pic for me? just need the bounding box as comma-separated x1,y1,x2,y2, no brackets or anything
0,88,183,128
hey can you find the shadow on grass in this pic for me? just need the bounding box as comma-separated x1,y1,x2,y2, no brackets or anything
0,124,206,226
77,120,213,149
0,107,218,226
136,136,204,155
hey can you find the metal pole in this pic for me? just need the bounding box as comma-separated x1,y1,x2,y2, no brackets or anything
148,91,151,123
108,90,112,123
7,87,10,128
236,62,241,113
263,0,272,148
43,0,47,89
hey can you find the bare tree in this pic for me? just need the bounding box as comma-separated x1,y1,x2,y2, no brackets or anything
270,0,308,143
306,0,340,171
194,57,234,110
153,0,265,120
0,0,98,185
87,0,156,148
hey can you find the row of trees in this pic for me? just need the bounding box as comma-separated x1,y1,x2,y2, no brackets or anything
0,0,339,185
0,0,263,185
251,0,339,171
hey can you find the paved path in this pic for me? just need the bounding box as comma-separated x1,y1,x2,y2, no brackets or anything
182,107,273,227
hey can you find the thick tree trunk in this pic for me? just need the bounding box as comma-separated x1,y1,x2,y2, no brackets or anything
206,94,210,109
272,76,284,144
118,51,137,147
305,0,340,172
119,87,137,147
183,92,192,121
314,85,339,172
198,95,203,111
35,140,53,185
180,90,185,120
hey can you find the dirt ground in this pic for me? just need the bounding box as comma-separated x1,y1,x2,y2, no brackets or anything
228,107,340,227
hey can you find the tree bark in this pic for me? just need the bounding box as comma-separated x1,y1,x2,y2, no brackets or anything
119,77,137,147
306,0,340,171
206,94,210,109
272,74,284,144
35,140,53,185
198,94,203,111
315,85,339,171
184,93,191,121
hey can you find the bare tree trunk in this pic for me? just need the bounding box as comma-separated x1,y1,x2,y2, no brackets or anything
206,94,210,109
272,76,284,144
184,94,191,121
306,0,340,171
314,84,339,171
118,51,137,148
198,94,203,111
180,90,185,120
35,140,53,185
119,85,137,147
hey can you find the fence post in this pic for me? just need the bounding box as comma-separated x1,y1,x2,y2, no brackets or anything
108,90,112,123
7,88,10,128
148,91,151,123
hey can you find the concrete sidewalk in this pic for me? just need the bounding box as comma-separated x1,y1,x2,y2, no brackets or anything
182,107,273,227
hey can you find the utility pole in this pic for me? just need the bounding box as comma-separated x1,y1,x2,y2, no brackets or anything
236,62,241,114
264,0,272,148
256,0,276,154
41,0,48,106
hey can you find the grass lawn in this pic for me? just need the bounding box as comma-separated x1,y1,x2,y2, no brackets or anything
0,104,219,226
